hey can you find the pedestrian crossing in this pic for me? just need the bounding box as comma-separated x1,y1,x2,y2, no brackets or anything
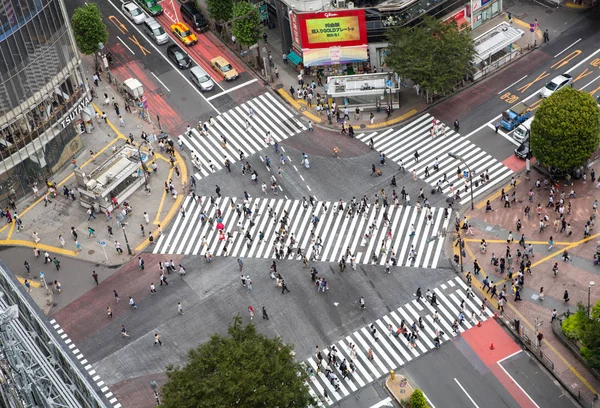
304,276,493,406
153,195,452,269
179,92,306,180
356,114,513,205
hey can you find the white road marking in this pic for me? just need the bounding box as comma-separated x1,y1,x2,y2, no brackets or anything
151,72,171,92
497,351,541,408
497,75,528,95
554,39,581,58
454,378,481,408
117,35,135,54
206,78,259,101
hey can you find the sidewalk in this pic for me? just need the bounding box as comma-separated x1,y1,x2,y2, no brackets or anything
0,56,187,266
453,164,600,403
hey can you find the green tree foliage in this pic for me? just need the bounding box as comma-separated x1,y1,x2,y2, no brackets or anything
231,1,260,47
71,4,108,56
410,389,428,408
385,15,475,99
561,303,588,340
531,87,600,171
160,316,314,408
206,0,233,23
580,318,600,369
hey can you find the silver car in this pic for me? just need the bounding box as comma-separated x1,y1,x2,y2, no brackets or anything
122,2,146,24
143,17,169,45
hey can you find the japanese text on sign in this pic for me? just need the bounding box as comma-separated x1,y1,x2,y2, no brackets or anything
306,16,361,44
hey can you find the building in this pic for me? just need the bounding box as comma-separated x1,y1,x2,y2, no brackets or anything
0,259,111,407
268,0,502,71
0,0,92,202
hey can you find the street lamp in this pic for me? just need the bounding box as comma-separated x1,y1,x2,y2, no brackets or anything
448,152,474,210
122,225,132,255
588,281,595,318
137,140,149,189
457,233,464,272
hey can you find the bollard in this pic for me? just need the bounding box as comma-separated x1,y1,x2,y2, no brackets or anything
390,370,395,381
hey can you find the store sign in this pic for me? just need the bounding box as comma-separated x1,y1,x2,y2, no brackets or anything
60,96,91,128
329,47,341,62
297,9,367,49
289,10,302,48
303,45,367,67
472,0,492,11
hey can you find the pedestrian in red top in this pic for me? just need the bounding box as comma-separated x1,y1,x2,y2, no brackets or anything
248,305,255,320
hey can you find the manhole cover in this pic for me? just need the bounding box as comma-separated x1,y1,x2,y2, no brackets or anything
300,106,307,112
88,250,95,255
545,9,553,14
360,124,367,129
136,123,143,129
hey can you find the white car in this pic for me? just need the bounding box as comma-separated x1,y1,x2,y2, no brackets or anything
122,2,147,24
539,73,572,98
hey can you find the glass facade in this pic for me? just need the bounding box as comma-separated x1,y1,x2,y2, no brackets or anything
0,0,88,201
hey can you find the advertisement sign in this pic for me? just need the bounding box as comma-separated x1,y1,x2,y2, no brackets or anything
289,11,302,48
296,9,367,49
303,45,368,67
472,0,493,11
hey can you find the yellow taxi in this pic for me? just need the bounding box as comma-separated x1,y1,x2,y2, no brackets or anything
171,22,197,46
210,56,239,81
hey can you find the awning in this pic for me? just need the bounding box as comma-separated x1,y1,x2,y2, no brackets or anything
287,51,302,66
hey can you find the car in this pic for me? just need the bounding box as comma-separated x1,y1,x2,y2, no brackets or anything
171,22,197,46
135,0,162,16
514,138,530,159
539,73,572,98
167,45,192,69
210,56,239,81
122,2,146,24
190,66,215,92
143,17,169,45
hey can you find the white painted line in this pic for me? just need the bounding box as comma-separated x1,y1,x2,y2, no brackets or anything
497,349,523,364
294,165,299,171
151,72,171,92
116,35,135,55
497,356,541,408
299,174,304,181
369,397,393,408
206,78,259,101
454,378,481,408
106,0,220,114
554,38,581,58
306,185,312,191
424,392,438,408
497,75,528,94
579,74,600,90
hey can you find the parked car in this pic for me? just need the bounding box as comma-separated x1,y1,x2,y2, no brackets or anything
210,56,238,81
514,138,530,159
180,2,209,33
122,2,146,24
143,17,169,45
167,45,192,69
135,0,162,16
171,22,197,46
539,74,572,98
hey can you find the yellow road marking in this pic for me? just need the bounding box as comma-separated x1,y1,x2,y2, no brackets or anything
6,221,15,240
154,166,175,224
16,276,41,287
530,231,600,269
303,110,322,123
463,238,572,246
0,240,78,256
277,89,302,110
366,109,418,129
463,242,598,395
475,179,520,209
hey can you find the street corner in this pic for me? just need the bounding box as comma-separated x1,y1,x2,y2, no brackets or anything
385,372,416,405
109,372,168,408
275,88,322,124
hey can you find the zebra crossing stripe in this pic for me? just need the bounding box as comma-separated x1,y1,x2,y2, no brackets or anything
356,113,513,205
304,279,492,404
154,197,450,269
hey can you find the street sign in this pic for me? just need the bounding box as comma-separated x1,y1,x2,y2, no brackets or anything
386,80,393,87
530,23,535,33
39,271,44,278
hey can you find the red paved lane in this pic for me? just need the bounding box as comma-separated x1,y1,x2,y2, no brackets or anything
462,319,537,408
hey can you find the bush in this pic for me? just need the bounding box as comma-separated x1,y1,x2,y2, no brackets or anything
410,389,428,408
562,304,587,340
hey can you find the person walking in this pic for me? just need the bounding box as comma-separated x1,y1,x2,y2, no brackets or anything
281,279,290,294
154,333,162,346
563,290,570,302
92,271,99,285
150,282,157,294
107,306,113,319
54,280,61,293
129,296,138,309
238,258,243,272
53,257,60,271
138,257,145,270
262,306,269,320
114,290,120,303
178,302,184,315
248,305,255,320
121,324,130,337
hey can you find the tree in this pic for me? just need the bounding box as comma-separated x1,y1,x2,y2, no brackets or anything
410,389,428,408
385,16,475,102
580,318,600,369
206,0,233,23
231,1,260,47
71,4,108,56
160,316,314,408
530,87,600,171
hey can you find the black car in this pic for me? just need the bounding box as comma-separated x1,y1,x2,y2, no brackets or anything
167,45,191,69
514,138,530,159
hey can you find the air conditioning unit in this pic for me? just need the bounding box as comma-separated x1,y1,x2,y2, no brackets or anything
348,1,355,8
335,0,346,8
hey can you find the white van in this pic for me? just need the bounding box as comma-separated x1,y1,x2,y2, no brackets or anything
190,66,215,92
143,17,169,45
513,117,533,143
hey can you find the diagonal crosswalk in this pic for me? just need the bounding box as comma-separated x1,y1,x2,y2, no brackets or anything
153,195,452,269
303,276,493,406
356,114,514,205
179,92,306,180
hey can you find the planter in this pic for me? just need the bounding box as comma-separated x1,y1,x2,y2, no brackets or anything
552,317,600,381
385,373,415,407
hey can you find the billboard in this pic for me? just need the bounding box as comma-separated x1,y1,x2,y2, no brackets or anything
294,9,367,49
303,45,368,67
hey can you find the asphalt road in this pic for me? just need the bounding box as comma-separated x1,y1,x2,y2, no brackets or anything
65,0,265,134
430,10,600,170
